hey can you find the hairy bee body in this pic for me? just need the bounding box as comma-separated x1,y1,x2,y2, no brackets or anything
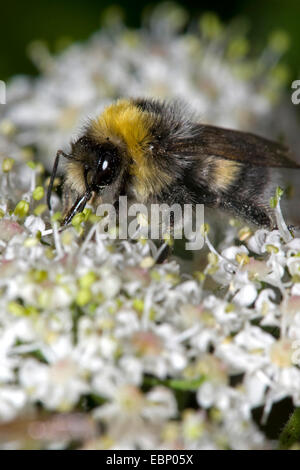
47,98,299,228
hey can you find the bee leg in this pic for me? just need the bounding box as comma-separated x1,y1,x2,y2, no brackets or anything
220,198,273,228
156,242,172,264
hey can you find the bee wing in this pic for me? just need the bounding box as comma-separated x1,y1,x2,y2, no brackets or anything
183,124,300,168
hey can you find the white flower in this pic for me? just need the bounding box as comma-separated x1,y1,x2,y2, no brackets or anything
0,387,27,422
232,283,257,307
93,383,177,448
19,357,90,412
217,325,274,374
24,215,45,235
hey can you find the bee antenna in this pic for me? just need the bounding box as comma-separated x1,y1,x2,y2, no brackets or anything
47,150,70,211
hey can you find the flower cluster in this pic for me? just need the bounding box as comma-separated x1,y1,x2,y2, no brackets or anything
0,3,299,450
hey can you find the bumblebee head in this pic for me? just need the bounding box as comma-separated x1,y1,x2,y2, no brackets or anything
47,134,124,226
71,136,122,193
47,98,170,225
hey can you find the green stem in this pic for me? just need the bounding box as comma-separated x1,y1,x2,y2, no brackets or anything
143,375,206,391
278,408,300,449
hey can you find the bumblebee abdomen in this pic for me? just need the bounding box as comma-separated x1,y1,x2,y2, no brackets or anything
193,157,242,193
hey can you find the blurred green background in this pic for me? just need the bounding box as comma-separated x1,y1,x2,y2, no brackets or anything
1,0,300,82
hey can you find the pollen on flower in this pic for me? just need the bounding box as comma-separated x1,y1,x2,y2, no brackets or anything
76,288,92,306
23,237,39,247
34,204,47,216
236,253,250,265
32,186,45,201
238,226,253,242
140,256,155,268
14,200,30,218
79,271,97,288
2,157,15,173
8,301,26,316
270,339,293,368
117,385,144,413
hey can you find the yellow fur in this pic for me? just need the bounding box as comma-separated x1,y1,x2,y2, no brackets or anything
65,161,86,194
91,100,150,163
90,99,171,199
214,159,241,191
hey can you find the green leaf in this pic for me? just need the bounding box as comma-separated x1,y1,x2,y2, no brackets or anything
279,408,300,449
167,376,206,391
269,196,277,209
276,186,284,199
143,375,206,391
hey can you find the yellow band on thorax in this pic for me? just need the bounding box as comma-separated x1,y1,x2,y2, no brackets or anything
91,100,171,198
92,99,151,164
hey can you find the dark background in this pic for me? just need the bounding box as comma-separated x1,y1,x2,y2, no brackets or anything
1,0,300,82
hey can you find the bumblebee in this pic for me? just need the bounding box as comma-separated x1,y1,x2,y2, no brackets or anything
47,98,299,228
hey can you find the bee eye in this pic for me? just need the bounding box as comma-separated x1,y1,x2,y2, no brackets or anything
92,148,120,189
96,158,113,185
